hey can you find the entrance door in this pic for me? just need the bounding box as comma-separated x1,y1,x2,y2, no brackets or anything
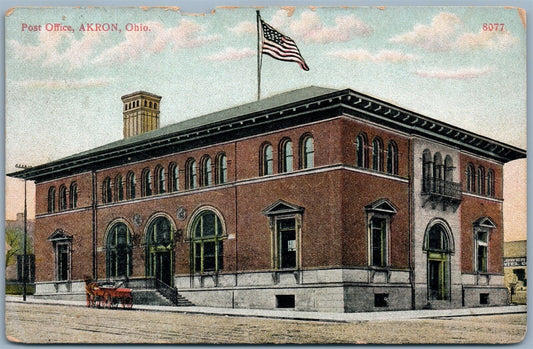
428,253,448,300
155,251,172,286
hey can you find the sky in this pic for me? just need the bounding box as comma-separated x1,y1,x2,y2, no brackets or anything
3,4,527,240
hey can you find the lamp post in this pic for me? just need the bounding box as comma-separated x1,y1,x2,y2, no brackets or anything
15,163,32,301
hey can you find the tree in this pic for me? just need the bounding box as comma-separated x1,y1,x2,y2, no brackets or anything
5,227,33,268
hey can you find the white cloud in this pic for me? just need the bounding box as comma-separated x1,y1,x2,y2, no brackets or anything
205,47,255,61
9,31,107,70
414,66,495,79
93,20,219,66
329,49,418,62
9,20,219,68
456,29,519,50
238,10,372,44
15,77,115,90
291,12,372,43
390,12,518,52
228,21,256,35
390,12,460,52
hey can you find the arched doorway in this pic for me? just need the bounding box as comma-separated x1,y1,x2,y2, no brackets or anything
146,215,174,286
424,220,454,301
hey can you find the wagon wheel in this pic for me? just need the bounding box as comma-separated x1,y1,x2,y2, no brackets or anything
123,296,133,309
111,297,119,309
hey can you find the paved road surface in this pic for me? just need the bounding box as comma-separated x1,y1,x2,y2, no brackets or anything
5,302,527,344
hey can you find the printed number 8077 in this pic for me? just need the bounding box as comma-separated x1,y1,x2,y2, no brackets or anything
483,23,505,31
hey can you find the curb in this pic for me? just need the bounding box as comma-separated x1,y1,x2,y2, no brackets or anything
5,296,527,323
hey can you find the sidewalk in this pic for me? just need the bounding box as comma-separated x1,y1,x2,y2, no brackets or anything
5,295,526,323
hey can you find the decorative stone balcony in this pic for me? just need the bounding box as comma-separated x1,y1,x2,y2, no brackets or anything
422,177,462,211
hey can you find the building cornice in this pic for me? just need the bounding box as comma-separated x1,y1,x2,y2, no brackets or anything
338,90,525,163
9,87,525,182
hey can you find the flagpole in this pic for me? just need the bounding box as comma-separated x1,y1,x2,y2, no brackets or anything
256,10,262,101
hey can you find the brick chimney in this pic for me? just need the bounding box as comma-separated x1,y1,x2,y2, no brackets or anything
121,91,162,138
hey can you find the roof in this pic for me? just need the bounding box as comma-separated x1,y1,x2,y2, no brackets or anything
8,85,526,181
72,86,337,159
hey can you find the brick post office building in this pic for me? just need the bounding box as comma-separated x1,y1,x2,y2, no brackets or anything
9,87,525,312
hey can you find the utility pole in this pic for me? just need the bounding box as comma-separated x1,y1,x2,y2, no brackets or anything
15,164,32,301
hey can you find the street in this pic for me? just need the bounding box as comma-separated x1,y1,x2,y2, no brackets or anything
5,302,527,344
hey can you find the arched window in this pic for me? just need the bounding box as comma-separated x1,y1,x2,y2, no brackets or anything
356,133,368,168
426,224,450,252
115,175,124,202
261,143,273,176
279,139,293,173
444,155,453,182
433,152,443,194
126,171,136,199
102,177,112,203
154,166,165,194
69,182,78,209
190,209,225,273
141,168,152,197
301,135,314,169
58,185,67,211
216,153,227,184
169,162,179,192
422,150,432,193
201,156,212,187
386,141,398,175
486,169,495,197
186,158,197,189
477,166,485,195
106,222,132,279
372,137,383,171
466,163,476,192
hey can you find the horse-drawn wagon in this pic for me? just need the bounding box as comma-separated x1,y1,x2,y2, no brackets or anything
85,278,133,309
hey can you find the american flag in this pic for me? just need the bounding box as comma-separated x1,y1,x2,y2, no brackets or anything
260,20,309,71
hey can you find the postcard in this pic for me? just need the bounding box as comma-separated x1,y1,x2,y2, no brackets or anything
4,4,527,344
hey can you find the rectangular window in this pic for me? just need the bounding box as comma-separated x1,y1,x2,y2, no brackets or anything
203,241,216,272
480,293,490,305
371,217,387,267
276,295,295,308
278,219,296,269
374,293,389,307
218,241,224,271
476,231,488,273
194,242,202,273
57,244,70,281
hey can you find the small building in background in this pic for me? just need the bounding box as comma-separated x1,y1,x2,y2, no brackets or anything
504,240,527,304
